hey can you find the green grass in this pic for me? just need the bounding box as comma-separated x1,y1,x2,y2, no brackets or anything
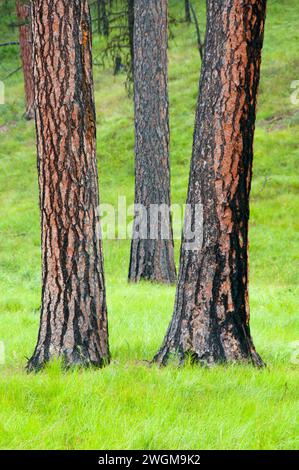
0,0,298,450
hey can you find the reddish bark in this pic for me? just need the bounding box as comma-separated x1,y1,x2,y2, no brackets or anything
154,0,267,367
27,0,109,371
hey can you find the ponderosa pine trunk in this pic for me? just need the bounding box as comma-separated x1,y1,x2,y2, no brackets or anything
16,1,34,120
154,0,267,366
27,0,109,371
129,0,176,284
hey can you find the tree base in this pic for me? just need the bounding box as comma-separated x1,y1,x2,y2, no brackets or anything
153,344,265,368
153,318,265,368
27,346,110,373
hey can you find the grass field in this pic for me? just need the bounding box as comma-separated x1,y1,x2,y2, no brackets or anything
0,0,298,450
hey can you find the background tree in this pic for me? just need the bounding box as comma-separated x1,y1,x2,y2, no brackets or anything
92,0,134,85
154,0,267,366
128,0,176,284
189,1,204,60
89,1,203,87
185,0,191,23
16,0,34,119
28,0,109,371
96,0,109,36
127,0,134,78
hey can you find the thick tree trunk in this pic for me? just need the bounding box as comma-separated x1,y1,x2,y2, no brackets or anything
16,1,34,120
154,0,267,366
185,0,192,23
27,0,109,371
129,0,176,284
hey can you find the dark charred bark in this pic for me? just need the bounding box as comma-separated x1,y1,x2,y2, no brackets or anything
185,0,192,23
27,0,109,371
154,0,267,366
129,0,176,284
16,1,34,120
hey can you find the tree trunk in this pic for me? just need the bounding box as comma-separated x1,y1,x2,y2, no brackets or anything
16,1,34,120
97,0,102,35
127,0,134,79
96,0,109,37
154,0,267,366
101,0,109,37
185,0,192,23
27,0,109,371
190,2,204,60
129,0,176,284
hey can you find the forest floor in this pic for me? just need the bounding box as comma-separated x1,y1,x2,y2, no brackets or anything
0,0,298,450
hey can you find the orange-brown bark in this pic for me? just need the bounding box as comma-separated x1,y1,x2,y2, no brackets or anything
16,1,34,120
27,0,109,371
154,0,267,366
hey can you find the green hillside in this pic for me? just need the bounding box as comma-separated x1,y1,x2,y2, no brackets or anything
0,0,298,449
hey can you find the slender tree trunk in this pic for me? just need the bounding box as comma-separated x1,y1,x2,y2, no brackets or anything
127,0,134,79
96,0,109,36
185,0,192,23
101,0,109,37
154,0,267,366
16,1,34,120
129,0,176,284
27,0,109,371
97,0,102,35
190,2,204,60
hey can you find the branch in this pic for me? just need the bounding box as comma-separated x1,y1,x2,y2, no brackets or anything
190,2,203,60
8,21,27,28
2,65,22,81
0,41,19,47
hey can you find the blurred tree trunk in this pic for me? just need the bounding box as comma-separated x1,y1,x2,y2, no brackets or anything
190,1,204,59
185,0,191,23
154,0,267,366
16,1,34,120
97,0,109,36
129,0,176,284
127,0,134,78
27,0,109,371
101,0,109,36
97,0,102,34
